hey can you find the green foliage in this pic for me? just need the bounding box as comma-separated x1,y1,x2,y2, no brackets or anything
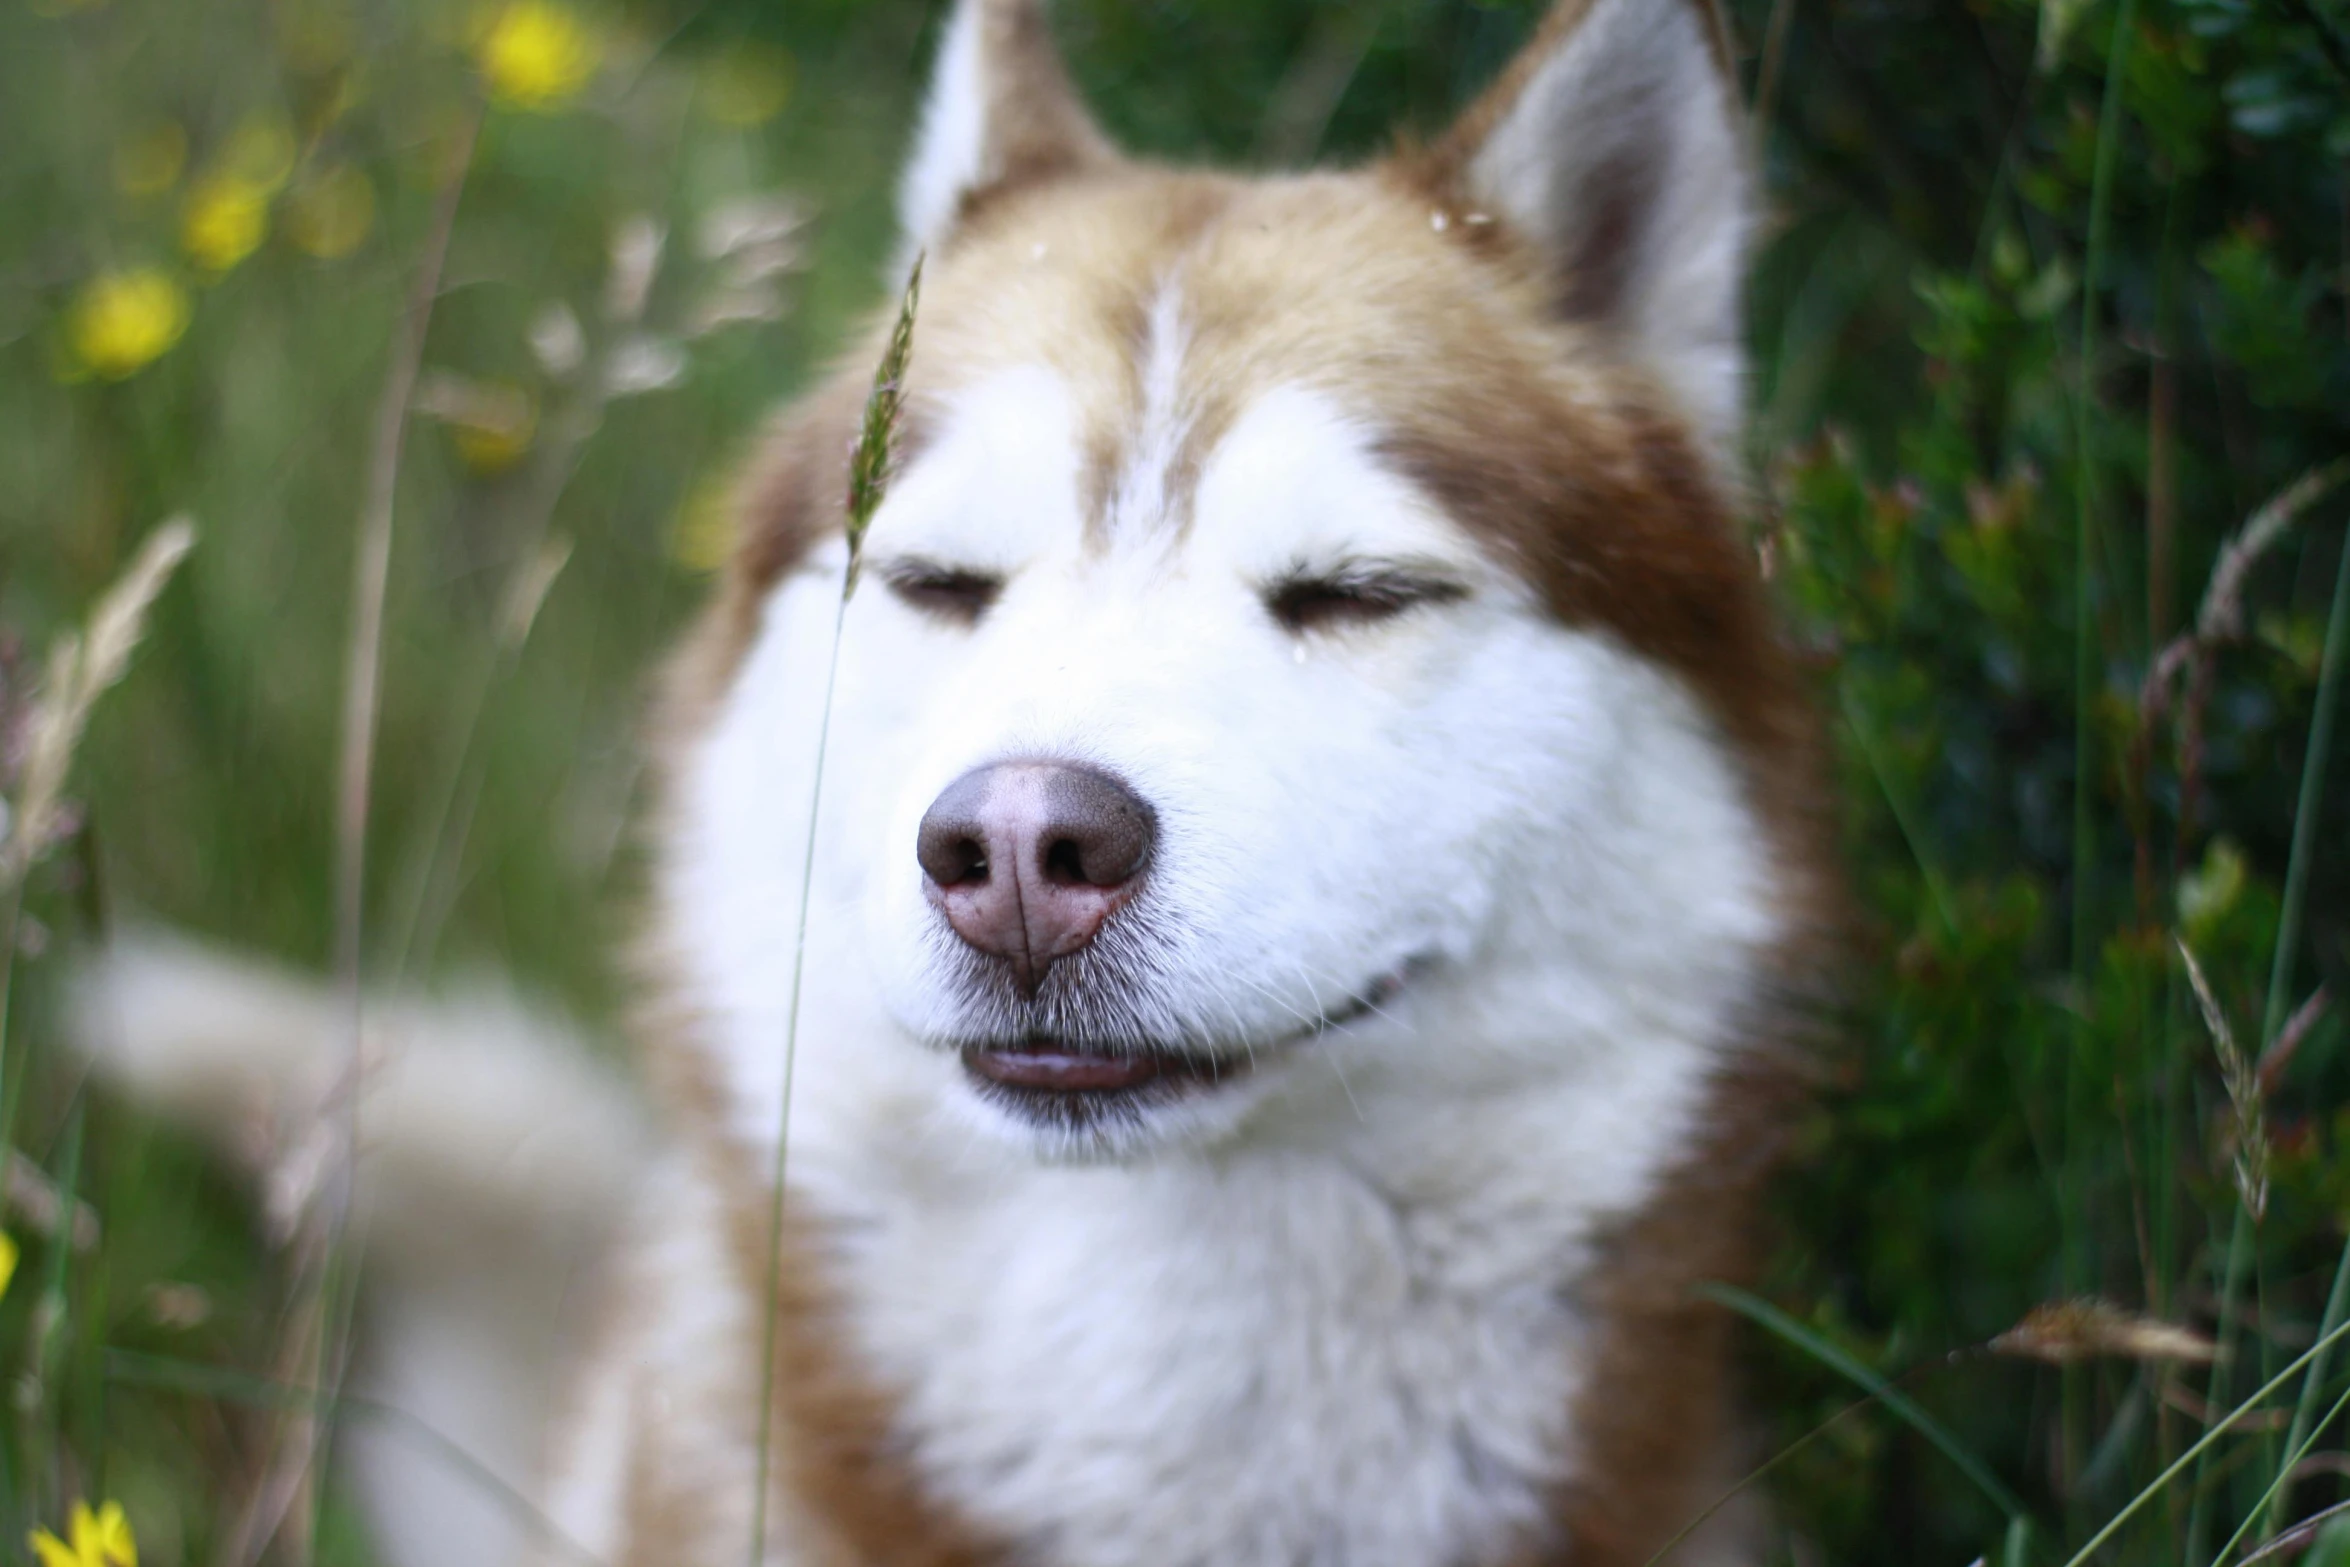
1,0,2348,1561
1745,0,2350,1558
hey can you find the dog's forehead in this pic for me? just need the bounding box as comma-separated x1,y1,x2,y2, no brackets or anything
756,162,1785,758
891,168,1574,564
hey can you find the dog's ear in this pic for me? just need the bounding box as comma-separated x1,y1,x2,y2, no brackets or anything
897,0,1115,266
1420,0,1752,448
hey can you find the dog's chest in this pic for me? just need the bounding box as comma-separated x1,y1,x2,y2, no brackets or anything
834,1153,1590,1567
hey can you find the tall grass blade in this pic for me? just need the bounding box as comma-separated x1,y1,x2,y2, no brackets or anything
2064,0,2138,1490
2189,1210,2257,1560
2241,1501,2350,1565
1702,1283,2030,1524
1640,1392,1882,1567
2061,1317,2350,1566
2268,1236,2350,1539
2211,1377,2350,1564
747,256,922,1567
254,98,483,1567
2246,502,2350,1544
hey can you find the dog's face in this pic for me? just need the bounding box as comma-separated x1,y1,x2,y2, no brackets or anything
667,0,1812,1167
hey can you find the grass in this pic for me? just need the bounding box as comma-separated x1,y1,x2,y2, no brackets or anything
2,0,2348,1563
745,251,920,1567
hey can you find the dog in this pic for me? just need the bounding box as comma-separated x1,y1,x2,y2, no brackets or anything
79,0,1838,1562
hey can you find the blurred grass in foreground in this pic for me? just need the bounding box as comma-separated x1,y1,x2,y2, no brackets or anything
2,0,2349,1562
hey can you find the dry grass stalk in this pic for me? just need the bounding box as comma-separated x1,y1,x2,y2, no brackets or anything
2131,463,2349,909
229,97,485,1567
2179,937,2269,1222
1991,1298,2218,1366
2239,1499,2350,1563
2,517,195,889
2258,987,2331,1097
6,1148,100,1251
2195,465,2349,646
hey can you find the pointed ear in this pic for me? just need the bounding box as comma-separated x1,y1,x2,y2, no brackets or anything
897,0,1116,265
1423,0,1753,449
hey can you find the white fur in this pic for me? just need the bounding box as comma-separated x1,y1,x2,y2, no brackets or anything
1463,0,1751,452
543,1151,781,1562
896,0,992,271
652,367,1781,1563
1104,281,1193,539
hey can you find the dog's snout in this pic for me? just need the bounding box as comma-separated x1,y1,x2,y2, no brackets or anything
917,762,1155,993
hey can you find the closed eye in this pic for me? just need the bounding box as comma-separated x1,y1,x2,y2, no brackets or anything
1264,563,1469,634
878,558,1004,626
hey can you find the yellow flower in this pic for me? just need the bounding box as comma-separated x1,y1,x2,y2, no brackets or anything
66,269,190,380
670,473,738,573
29,1500,136,1567
476,1,599,111
285,164,376,258
182,175,271,274
0,1232,16,1300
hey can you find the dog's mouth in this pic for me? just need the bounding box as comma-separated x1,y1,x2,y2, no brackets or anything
963,1043,1230,1094
956,963,1414,1127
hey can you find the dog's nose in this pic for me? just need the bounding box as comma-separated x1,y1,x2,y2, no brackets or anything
916,762,1155,993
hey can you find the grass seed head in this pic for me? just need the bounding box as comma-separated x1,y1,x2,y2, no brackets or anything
2178,937,2270,1222
843,253,922,598
1991,1298,2218,1365
5,518,195,888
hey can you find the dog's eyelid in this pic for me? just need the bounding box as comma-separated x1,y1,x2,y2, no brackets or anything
1262,560,1471,633
875,555,1007,625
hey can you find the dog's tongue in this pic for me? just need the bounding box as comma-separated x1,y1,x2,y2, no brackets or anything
967,1044,1166,1093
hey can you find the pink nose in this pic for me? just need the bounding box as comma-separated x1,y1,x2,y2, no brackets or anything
916,762,1156,994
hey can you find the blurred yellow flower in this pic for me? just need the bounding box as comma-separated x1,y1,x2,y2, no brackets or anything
700,42,794,127
416,371,537,473
29,1500,136,1567
286,164,376,258
182,176,271,274
671,474,738,573
66,269,190,380
0,1232,16,1300
476,1,600,111
113,124,187,197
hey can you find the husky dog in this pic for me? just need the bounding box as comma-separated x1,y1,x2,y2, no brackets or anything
81,0,1837,1562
